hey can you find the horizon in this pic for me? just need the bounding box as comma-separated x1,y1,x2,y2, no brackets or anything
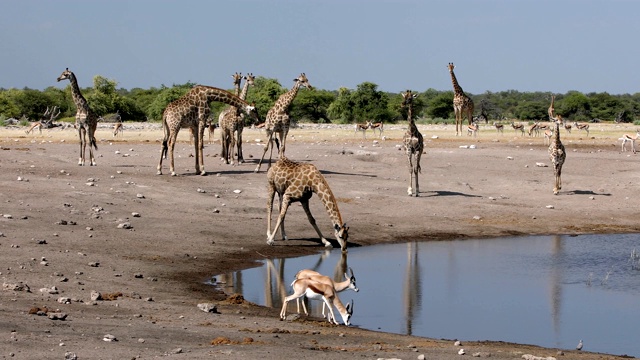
2,1,640,95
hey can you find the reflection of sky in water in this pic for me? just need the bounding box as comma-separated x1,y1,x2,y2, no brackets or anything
212,234,640,357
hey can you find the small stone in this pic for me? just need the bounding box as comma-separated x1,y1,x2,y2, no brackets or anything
454,340,462,346
233,189,242,194
136,194,145,199
535,162,548,167
132,212,141,217
91,290,102,301
58,297,71,304
134,273,144,279
458,348,465,355
212,208,220,213
48,312,67,320
88,262,100,267
546,205,555,209
103,334,117,342
3,214,12,219
418,355,426,360
506,156,514,160
138,338,145,343
197,188,206,193
117,222,132,229
65,352,78,360
588,196,595,200
171,348,183,354
472,215,482,220
198,303,218,313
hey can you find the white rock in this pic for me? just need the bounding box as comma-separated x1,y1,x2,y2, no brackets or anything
103,334,118,342
458,348,466,355
233,189,242,194
546,205,555,209
535,162,548,167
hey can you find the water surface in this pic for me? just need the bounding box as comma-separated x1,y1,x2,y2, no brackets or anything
211,234,640,357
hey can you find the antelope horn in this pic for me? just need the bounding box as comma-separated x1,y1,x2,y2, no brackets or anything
348,267,354,278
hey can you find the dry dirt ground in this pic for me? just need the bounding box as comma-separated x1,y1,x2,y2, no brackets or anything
1,122,638,359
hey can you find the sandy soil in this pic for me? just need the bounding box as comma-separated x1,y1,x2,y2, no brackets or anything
1,122,638,359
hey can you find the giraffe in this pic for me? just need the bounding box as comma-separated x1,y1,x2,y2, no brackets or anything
548,94,556,121
255,73,313,173
447,63,475,136
219,72,255,165
56,68,99,166
548,115,566,195
401,90,424,197
157,85,257,176
266,156,349,252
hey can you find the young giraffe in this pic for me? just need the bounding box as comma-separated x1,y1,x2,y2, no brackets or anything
401,90,424,197
157,85,256,176
218,72,243,163
549,115,566,195
255,73,313,173
57,68,99,166
219,72,255,165
447,63,474,136
266,156,349,252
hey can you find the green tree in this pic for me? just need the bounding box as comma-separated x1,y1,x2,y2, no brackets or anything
426,92,454,119
327,87,354,123
289,89,335,123
514,101,547,120
146,83,195,121
559,91,591,119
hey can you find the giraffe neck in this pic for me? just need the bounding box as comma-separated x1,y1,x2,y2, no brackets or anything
553,121,562,145
449,70,464,95
198,86,250,108
550,95,555,108
67,73,89,111
275,81,302,112
239,79,251,100
314,177,344,227
233,81,241,97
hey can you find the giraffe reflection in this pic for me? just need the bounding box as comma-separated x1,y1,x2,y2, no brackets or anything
403,242,422,335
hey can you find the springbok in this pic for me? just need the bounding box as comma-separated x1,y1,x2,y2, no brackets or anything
370,121,384,137
573,121,590,137
294,268,358,318
354,121,371,139
280,278,353,325
619,129,640,154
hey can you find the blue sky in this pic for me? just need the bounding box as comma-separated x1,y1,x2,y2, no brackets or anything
2,0,639,95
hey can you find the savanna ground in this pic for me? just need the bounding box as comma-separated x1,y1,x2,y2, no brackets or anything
1,121,638,359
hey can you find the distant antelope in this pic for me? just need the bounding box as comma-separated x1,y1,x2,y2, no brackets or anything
511,121,525,136
113,122,123,137
493,121,504,134
528,122,540,137
25,121,43,135
619,129,640,153
573,121,590,137
467,122,479,137
354,121,371,139
369,121,384,137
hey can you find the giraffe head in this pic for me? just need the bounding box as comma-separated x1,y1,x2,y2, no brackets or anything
334,223,349,252
294,73,313,90
447,62,455,73
244,73,256,86
242,102,261,123
232,72,243,85
57,68,73,82
401,90,417,107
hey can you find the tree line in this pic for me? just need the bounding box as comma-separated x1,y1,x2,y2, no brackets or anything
2,74,639,125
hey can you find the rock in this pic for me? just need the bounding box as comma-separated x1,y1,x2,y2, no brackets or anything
535,162,548,167
90,290,102,301
198,303,218,313
48,312,67,320
458,348,466,355
546,205,555,209
117,222,132,229
3,281,30,292
233,189,242,194
132,212,141,217
136,194,145,199
103,334,118,342
58,297,71,304
65,352,78,360
454,340,462,346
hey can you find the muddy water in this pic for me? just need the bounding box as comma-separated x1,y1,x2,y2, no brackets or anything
212,234,640,357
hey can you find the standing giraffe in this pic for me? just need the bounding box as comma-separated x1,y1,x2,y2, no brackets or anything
255,73,313,173
447,63,475,136
157,85,257,176
56,68,99,166
549,115,566,195
548,94,556,120
219,72,255,165
266,156,349,252
401,90,424,197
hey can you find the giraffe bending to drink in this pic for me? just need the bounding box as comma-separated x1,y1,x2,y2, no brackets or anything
157,85,257,176
401,90,424,197
219,72,255,165
57,68,99,166
266,156,349,252
447,63,474,136
255,73,313,172
549,116,566,195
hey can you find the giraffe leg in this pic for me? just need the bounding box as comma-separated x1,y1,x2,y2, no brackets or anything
236,127,244,164
414,152,422,197
277,193,287,240
268,195,291,245
88,124,97,166
406,151,414,196
266,183,276,242
197,123,206,175
77,126,86,166
255,130,273,173
301,200,331,247
229,129,237,165
169,129,179,176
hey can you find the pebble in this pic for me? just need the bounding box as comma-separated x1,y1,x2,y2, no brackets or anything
546,205,555,209
48,312,67,321
103,334,118,342
117,222,132,229
136,193,145,199
90,290,102,301
233,189,242,194
132,212,141,217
